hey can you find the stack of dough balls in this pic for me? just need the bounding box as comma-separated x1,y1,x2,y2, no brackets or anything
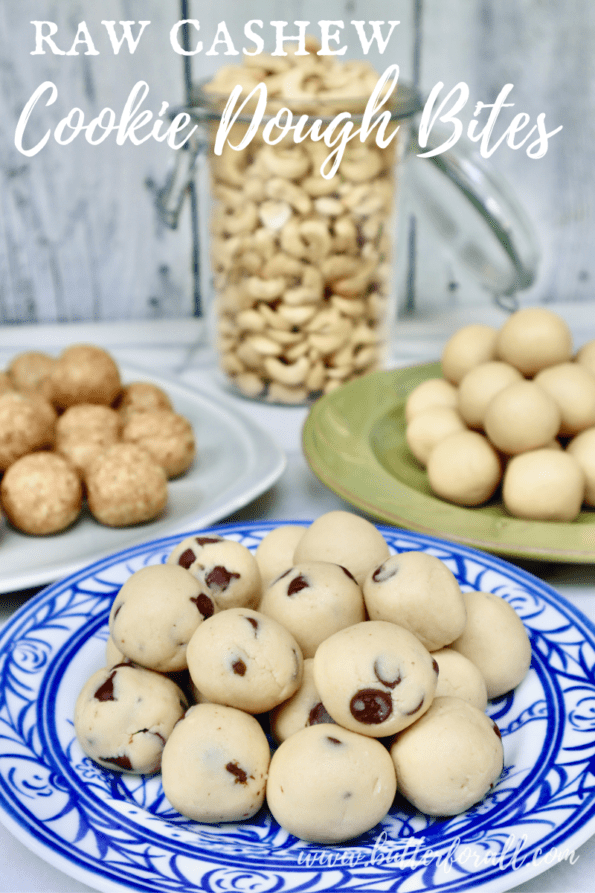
74,510,531,843
0,344,196,535
405,307,595,521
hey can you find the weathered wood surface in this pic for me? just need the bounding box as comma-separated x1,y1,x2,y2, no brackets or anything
0,1,592,323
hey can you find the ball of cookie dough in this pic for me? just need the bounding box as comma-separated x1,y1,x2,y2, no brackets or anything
431,648,488,710
406,406,467,467
86,443,168,527
576,339,595,376
269,658,335,744
390,696,503,816
404,378,459,423
293,511,390,586
7,350,56,400
49,343,122,409
186,607,303,714
266,723,397,843
115,381,173,423
457,361,524,430
109,563,215,673
161,703,270,822
502,448,585,521
1,452,82,535
362,552,466,652
450,590,532,699
0,372,14,396
427,430,502,507
441,324,499,385
483,380,561,455
533,362,595,437
168,535,261,610
254,525,306,588
259,561,366,658
495,307,573,377
74,663,187,774
121,410,195,479
567,427,595,506
313,621,438,737
0,391,55,470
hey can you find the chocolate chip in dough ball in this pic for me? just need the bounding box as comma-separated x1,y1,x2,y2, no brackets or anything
404,378,459,424
313,620,438,737
74,663,187,774
49,343,122,409
502,448,585,521
0,391,55,471
293,510,390,586
457,361,524,430
534,362,595,437
254,524,305,588
483,380,561,455
7,350,56,400
168,535,261,610
161,703,270,823
495,307,573,377
431,648,488,710
427,430,502,507
450,590,532,698
109,563,215,672
121,409,195,478
390,696,503,816
576,339,595,376
567,427,595,506
1,452,82,535
441,323,499,385
186,607,303,714
269,658,335,744
86,443,168,527
260,561,366,658
406,406,467,467
115,381,173,423
363,552,466,652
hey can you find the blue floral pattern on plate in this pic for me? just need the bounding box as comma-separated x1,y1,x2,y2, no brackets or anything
1,521,595,893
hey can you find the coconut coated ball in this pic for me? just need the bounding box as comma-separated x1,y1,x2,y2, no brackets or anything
533,362,595,437
0,391,55,470
116,381,173,423
85,443,168,526
495,307,573,376
502,448,585,521
427,430,502,506
49,343,122,408
483,380,561,455
121,409,196,478
1,451,82,534
441,323,499,385
7,350,56,399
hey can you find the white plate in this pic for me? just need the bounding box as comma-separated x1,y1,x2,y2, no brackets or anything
1,520,595,893
0,369,285,593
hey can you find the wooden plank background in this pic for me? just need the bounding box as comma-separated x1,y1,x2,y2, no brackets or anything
0,1,591,323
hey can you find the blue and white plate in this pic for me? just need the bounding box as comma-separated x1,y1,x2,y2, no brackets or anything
1,521,595,893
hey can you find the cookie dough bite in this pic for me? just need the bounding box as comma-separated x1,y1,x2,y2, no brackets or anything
0,391,55,471
427,430,502,507
168,535,261,610
109,563,215,672
254,525,305,588
502,448,585,521
85,443,168,527
576,339,595,375
440,323,499,385
1,452,82,535
161,703,270,823
269,658,335,744
567,427,595,506
105,634,128,668
389,696,503,816
74,663,187,775
121,409,196,479
259,561,366,658
457,361,524,430
186,608,303,714
406,406,467,467
533,362,595,437
293,510,390,586
450,590,532,699
495,306,573,377
49,343,122,409
483,379,561,455
266,723,397,843
55,403,122,476
404,377,459,423
431,648,488,710
115,381,173,423
362,552,466,652
313,621,438,737
0,372,14,396
7,350,56,400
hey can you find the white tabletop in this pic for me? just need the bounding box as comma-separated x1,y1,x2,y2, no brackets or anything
1,306,594,893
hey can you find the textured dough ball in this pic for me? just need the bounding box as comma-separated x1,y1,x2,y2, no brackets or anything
121,409,195,478
533,362,595,437
450,590,532,698
390,696,503,816
458,361,524,430
406,406,467,467
502,448,585,521
576,339,595,376
86,443,167,527
567,427,595,506
254,525,305,588
186,608,303,714
7,350,56,400
363,552,466,651
116,381,173,423
1,452,82,535
431,648,488,710
441,323,499,385
293,510,390,586
483,380,561,454
161,703,270,823
55,403,122,475
266,723,397,843
74,663,187,774
404,378,459,423
0,391,55,470
49,343,122,409
259,561,366,658
168,535,261,610
495,307,573,376
269,658,335,744
0,372,15,396
427,430,502,506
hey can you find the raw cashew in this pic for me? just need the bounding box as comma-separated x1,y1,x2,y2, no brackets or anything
265,178,312,216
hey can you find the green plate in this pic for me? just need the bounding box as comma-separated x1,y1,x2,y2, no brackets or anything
302,362,595,563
